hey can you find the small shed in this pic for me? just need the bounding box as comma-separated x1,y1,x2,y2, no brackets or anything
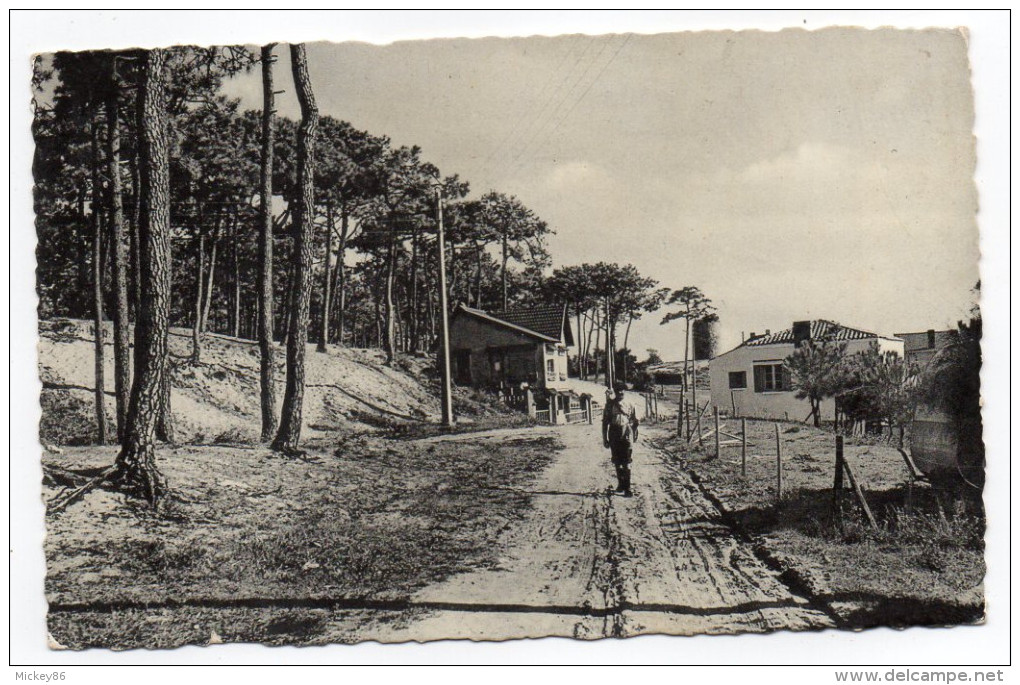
443,303,574,390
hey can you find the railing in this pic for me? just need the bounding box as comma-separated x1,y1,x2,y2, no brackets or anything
535,409,551,423
502,389,529,413
564,410,588,425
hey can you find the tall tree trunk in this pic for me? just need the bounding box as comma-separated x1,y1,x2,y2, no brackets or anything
501,235,509,311
191,224,205,364
231,208,240,338
328,241,342,344
374,277,383,348
200,219,219,333
333,208,349,345
683,315,691,394
592,308,602,382
106,73,131,442
622,314,634,382
150,139,175,442
428,279,436,343
605,298,614,388
280,268,293,349
584,311,596,381
690,314,698,420
129,135,142,318
409,226,419,351
90,110,109,444
575,307,582,380
383,225,397,364
155,339,176,445
111,47,171,504
257,43,279,442
448,242,458,305
317,199,333,353
75,188,90,312
474,243,483,308
272,43,319,454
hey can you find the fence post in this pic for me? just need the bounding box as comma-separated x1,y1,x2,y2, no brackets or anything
842,451,878,529
714,406,720,459
696,402,705,447
831,435,845,526
741,418,747,478
677,394,684,438
525,388,536,418
775,423,783,501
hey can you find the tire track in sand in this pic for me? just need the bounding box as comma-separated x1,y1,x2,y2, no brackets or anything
353,423,834,642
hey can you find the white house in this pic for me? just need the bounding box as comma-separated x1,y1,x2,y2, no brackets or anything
709,320,904,422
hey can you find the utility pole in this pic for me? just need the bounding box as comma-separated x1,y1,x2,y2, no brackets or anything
436,188,455,427
605,297,614,389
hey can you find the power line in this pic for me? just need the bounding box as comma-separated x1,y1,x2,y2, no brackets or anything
475,36,586,180
505,36,614,171
481,36,599,184
507,34,632,179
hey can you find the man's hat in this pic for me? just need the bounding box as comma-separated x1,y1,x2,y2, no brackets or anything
613,381,627,395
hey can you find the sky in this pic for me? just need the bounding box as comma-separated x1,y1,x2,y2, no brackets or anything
219,27,979,360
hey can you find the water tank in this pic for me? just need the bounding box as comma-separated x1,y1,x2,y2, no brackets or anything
693,317,718,361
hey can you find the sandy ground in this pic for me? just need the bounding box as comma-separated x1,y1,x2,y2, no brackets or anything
46,420,834,647
365,422,833,642
38,319,510,446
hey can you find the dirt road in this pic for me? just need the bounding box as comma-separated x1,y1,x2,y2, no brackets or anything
364,422,835,641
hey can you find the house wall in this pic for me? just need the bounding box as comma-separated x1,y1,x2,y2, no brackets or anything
897,330,959,370
709,337,904,421
447,316,539,387
446,315,570,389
540,341,570,390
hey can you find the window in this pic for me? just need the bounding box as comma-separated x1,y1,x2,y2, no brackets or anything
546,359,555,374
753,364,791,392
728,371,747,389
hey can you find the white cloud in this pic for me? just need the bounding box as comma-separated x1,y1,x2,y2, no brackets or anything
545,160,614,193
736,141,853,184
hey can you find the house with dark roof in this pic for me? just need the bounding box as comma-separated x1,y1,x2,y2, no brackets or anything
444,303,574,390
708,320,904,422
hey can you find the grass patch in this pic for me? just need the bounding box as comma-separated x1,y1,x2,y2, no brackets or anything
650,421,985,628
45,433,560,649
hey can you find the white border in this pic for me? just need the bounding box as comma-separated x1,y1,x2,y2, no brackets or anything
7,10,1012,671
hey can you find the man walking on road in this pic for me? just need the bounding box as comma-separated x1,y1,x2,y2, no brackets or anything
602,382,640,497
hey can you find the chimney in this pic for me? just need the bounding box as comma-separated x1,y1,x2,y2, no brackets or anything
749,332,756,340
765,329,771,336
793,321,812,347
927,329,936,349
